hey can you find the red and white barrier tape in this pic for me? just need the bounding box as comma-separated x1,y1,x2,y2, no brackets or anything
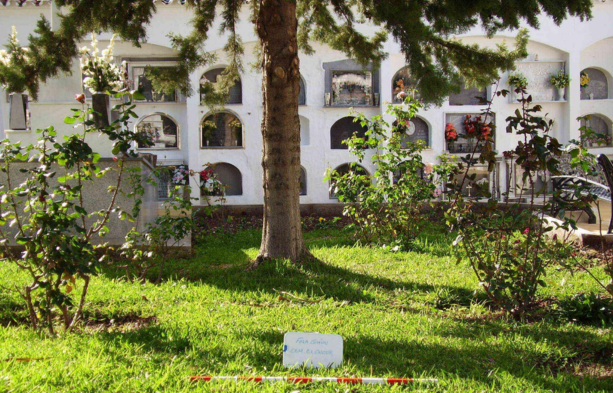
190,376,438,385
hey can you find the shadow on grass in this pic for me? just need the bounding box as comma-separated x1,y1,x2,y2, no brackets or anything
100,229,471,305
94,323,612,392
0,296,29,326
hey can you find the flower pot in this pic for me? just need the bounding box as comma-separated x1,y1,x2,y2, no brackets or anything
9,93,28,130
91,92,110,129
557,87,565,101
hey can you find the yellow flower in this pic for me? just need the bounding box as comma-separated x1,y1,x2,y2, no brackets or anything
580,72,590,87
319,217,324,222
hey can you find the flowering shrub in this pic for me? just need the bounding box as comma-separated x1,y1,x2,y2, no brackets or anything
0,91,146,334
79,33,125,94
326,97,448,249
445,82,591,320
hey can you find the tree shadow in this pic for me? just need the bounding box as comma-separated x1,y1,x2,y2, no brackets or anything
0,296,28,326
93,323,612,392
100,229,473,305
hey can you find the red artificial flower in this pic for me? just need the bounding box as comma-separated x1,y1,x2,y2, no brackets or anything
481,125,491,138
75,93,86,104
523,228,530,235
113,157,118,162
200,168,213,182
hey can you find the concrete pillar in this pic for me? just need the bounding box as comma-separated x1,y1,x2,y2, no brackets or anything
567,50,582,143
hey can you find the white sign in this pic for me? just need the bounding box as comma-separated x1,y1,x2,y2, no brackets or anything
283,332,343,368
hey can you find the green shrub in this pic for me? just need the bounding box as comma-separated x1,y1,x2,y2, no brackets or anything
325,98,447,249
445,83,593,320
0,92,147,334
119,170,196,283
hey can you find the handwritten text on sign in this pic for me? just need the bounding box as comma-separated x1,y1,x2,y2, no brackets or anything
283,332,343,368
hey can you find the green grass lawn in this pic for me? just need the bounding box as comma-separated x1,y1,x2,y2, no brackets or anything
0,225,611,392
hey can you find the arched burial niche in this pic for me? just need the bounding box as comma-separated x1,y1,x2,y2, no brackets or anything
200,67,242,104
581,68,609,100
580,114,613,147
299,76,306,105
299,166,307,196
299,115,310,146
329,163,370,199
330,117,368,149
136,113,179,149
201,112,243,148
394,116,430,148
391,66,420,103
204,163,243,196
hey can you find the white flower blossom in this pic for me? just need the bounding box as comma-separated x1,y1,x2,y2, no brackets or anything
10,26,19,44
564,143,579,152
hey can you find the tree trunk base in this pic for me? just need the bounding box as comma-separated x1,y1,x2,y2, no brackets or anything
247,246,314,271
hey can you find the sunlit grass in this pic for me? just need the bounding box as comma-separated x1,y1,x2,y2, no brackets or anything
0,225,611,392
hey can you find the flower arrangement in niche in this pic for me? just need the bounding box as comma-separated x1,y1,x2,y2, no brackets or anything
171,165,190,186
580,71,591,88
508,72,528,89
549,70,570,88
229,118,242,143
79,33,125,94
463,115,492,140
445,123,458,142
200,167,225,196
137,122,160,146
201,120,217,145
393,76,418,103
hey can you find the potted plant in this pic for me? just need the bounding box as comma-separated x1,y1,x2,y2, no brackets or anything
0,27,31,131
229,119,242,146
508,72,528,89
201,120,217,147
508,72,528,103
79,33,124,128
549,70,570,101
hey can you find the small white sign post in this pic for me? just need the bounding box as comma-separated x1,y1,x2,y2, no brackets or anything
283,332,343,369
